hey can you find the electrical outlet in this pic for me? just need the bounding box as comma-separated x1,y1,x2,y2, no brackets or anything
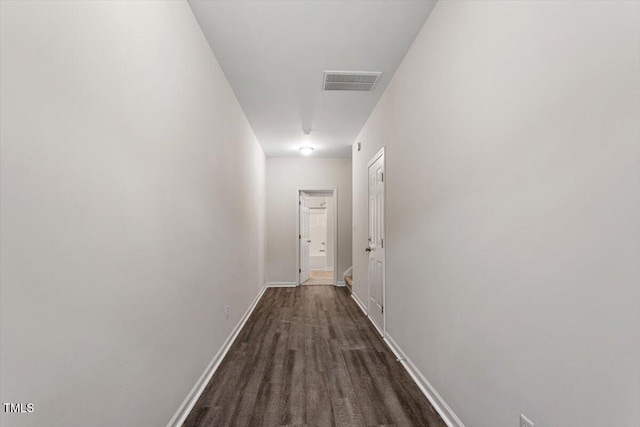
225,305,230,320
520,414,534,427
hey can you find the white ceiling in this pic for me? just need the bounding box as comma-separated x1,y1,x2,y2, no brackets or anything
188,0,437,158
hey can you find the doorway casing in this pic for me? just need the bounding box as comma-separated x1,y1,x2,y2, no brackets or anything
296,187,339,286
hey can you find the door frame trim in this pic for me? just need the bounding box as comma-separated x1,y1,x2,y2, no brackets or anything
366,147,386,337
295,187,339,286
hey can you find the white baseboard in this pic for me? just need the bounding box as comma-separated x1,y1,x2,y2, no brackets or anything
384,334,465,427
351,292,367,315
335,281,345,287
265,282,297,287
166,285,268,427
369,317,384,337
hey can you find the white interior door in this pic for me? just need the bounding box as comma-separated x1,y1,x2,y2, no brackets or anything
367,151,385,334
299,191,311,283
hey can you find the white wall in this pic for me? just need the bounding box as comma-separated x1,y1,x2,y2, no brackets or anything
266,158,351,283
352,1,640,426
0,2,265,427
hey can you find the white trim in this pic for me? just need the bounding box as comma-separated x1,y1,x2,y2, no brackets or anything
367,146,385,168
335,281,346,287
342,266,352,275
369,316,384,336
166,285,268,427
351,292,367,315
383,334,465,427
342,266,353,283
265,282,297,288
355,293,389,360
295,189,302,286
296,188,339,287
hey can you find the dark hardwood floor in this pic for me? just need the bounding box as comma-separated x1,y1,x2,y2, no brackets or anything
183,286,446,427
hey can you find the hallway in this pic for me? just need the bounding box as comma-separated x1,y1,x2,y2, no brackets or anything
183,287,446,427
1,1,638,426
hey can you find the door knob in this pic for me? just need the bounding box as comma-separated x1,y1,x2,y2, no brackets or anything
307,240,312,243
365,247,372,252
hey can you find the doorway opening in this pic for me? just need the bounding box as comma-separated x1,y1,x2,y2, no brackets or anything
297,188,338,286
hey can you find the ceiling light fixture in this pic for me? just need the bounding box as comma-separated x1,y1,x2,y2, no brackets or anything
299,129,314,155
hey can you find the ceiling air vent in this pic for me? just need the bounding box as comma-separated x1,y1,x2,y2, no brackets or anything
323,71,382,92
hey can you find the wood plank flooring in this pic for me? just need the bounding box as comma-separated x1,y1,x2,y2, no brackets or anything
183,286,446,427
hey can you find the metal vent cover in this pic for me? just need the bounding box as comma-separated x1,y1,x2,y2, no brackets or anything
323,71,382,91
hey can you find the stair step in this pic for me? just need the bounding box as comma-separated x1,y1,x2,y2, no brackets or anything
345,276,353,289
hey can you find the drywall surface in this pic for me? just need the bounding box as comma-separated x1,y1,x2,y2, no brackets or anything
0,2,265,426
352,1,640,426
266,158,352,283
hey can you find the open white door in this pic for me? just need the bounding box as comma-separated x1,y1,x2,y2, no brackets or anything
367,150,385,335
299,191,311,283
